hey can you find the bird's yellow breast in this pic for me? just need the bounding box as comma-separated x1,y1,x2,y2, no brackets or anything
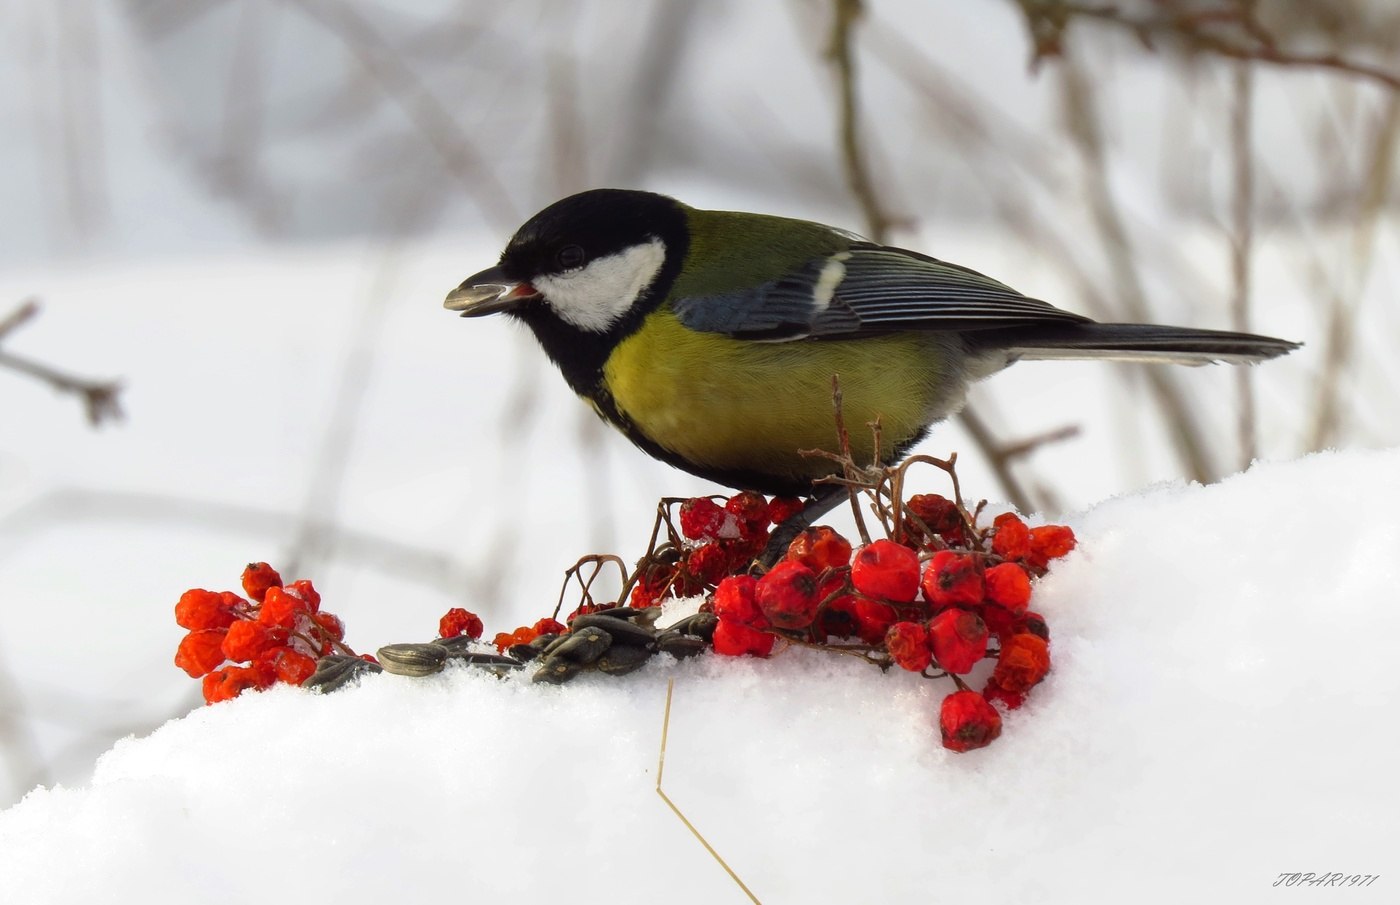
601,309,961,484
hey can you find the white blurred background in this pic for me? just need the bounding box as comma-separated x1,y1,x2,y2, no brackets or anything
1,0,1397,808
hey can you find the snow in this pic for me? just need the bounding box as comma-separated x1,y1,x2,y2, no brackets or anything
1,448,1396,904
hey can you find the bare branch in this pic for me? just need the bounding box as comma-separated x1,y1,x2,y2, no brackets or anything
280,0,518,226
1229,63,1257,468
0,300,123,427
1013,0,1400,91
826,0,895,242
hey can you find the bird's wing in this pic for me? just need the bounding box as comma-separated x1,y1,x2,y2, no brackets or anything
671,243,1091,341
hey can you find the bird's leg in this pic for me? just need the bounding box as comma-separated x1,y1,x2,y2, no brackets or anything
759,484,848,568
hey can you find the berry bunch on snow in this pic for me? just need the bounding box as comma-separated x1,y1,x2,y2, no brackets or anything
173,457,1074,753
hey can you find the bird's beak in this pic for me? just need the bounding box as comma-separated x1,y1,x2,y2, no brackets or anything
443,265,540,317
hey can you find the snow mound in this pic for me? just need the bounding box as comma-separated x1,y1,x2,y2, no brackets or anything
2,449,1397,904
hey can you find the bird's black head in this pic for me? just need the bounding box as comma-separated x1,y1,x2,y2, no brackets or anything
445,189,689,392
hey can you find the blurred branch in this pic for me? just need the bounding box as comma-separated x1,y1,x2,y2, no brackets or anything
1013,0,1400,91
958,408,1080,509
845,11,1087,512
1057,58,1217,484
604,0,701,184
0,300,123,427
1229,63,1257,467
281,0,518,226
0,649,52,799
826,0,894,243
1307,94,1400,450
0,486,474,600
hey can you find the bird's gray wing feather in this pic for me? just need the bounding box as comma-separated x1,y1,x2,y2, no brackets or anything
671,243,1090,341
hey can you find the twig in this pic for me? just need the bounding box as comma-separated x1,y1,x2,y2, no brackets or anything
1013,0,1400,91
1307,95,1400,450
956,408,1035,513
829,376,872,545
281,0,517,226
1229,62,1257,468
826,0,894,242
1057,56,1217,484
0,299,39,338
0,300,123,427
656,680,763,904
552,555,628,620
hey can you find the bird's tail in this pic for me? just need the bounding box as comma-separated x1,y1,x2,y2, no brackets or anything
966,322,1300,366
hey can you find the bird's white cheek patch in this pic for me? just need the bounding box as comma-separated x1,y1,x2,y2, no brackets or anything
534,238,667,333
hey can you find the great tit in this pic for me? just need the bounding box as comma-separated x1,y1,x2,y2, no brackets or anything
445,189,1298,536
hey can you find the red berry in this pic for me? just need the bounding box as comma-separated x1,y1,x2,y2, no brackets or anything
755,561,820,630
766,496,806,524
175,589,238,631
850,540,920,602
259,648,318,686
679,497,729,541
201,665,265,705
939,690,1003,752
240,562,283,603
221,620,287,663
853,599,897,645
439,607,484,640
817,593,861,638
711,618,775,657
285,579,321,612
927,608,989,674
1026,525,1076,570
982,562,1031,613
982,678,1026,711
921,551,984,607
713,575,767,630
885,621,932,672
993,632,1051,693
686,543,730,585
629,584,661,608
533,618,567,636
258,586,309,628
786,526,852,572
1017,611,1049,641
175,629,228,678
905,493,963,544
725,492,770,535
311,611,345,642
991,513,1031,561
980,604,1018,642
493,625,541,654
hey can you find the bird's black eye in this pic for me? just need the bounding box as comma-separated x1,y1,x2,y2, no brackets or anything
556,244,586,271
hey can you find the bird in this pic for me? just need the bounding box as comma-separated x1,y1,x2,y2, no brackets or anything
445,188,1298,548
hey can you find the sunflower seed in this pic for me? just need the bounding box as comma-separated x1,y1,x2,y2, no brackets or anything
570,614,655,647
663,612,718,642
531,657,584,685
376,643,448,677
656,632,707,659
304,654,382,693
541,626,612,665
431,635,478,655
445,651,524,669
596,644,654,676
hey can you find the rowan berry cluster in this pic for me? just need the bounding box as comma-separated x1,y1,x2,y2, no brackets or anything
704,493,1072,753
624,491,804,607
173,463,1073,755
173,562,355,704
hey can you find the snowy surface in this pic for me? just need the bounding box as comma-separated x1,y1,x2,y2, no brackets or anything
1,448,1396,904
